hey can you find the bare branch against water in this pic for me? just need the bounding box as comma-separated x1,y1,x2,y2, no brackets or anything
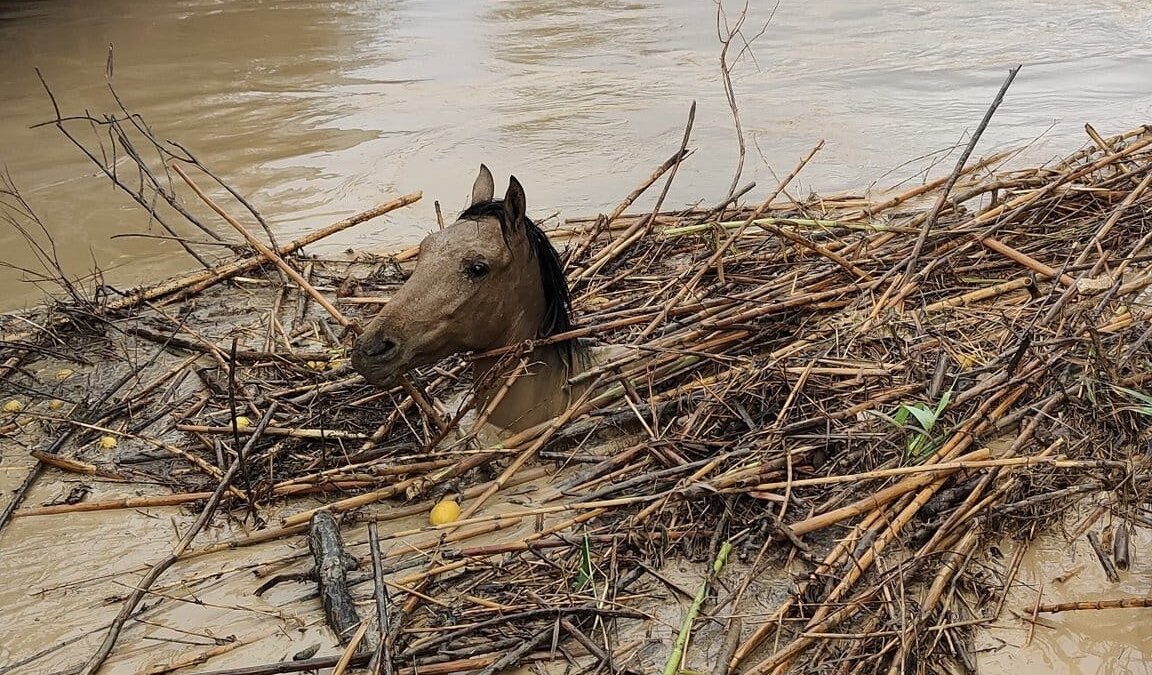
31,69,283,273
0,169,89,305
716,0,776,203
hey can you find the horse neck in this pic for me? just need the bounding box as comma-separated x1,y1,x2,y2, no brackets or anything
472,341,589,432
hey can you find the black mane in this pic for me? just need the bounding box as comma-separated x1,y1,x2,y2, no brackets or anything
459,200,574,339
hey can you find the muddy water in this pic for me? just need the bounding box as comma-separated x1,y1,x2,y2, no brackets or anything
2,1,1151,673
1,0,1151,310
979,526,1152,674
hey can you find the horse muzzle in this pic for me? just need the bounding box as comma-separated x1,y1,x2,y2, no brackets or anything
351,333,403,384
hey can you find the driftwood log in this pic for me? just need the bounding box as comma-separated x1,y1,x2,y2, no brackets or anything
308,511,362,644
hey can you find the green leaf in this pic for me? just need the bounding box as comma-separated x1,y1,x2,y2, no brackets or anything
574,531,594,592
1111,384,1152,409
904,404,938,434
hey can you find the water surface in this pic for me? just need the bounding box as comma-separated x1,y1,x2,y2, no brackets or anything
1,0,1148,309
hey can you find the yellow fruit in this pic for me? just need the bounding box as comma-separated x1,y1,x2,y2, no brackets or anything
49,399,65,411
98,435,118,449
2,400,24,414
429,500,461,526
307,360,326,371
55,368,75,381
233,416,252,429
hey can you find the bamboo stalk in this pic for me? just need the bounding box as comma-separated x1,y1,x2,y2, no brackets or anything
14,491,215,517
980,237,1076,287
921,276,1034,312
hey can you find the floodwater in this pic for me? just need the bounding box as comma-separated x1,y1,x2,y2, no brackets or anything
1,1,1151,673
1,0,1151,310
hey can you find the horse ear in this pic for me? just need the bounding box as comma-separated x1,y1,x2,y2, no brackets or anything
503,175,526,232
470,164,495,207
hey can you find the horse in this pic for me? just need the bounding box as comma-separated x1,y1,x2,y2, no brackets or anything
351,165,595,433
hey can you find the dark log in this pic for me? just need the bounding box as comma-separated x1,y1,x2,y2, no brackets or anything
308,510,362,644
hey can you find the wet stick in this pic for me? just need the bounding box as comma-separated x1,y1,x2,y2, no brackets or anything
1033,596,1152,613
175,424,369,440
367,522,395,675
26,449,126,480
172,164,358,331
575,101,695,280
1086,531,1121,582
353,466,551,524
77,403,279,675
404,606,644,658
310,510,363,644
13,491,215,517
901,65,1021,280
138,627,282,675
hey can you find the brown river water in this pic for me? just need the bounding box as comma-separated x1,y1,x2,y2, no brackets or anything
2,0,1151,310
1,1,1151,673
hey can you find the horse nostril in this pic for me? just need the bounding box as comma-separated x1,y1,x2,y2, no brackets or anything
361,336,399,360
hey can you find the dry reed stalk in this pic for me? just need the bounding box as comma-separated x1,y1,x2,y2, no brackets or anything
980,237,1076,287
13,491,215,517
1034,596,1152,613
569,145,691,275
639,140,826,338
175,424,370,440
331,622,370,675
921,277,1035,312
58,192,421,326
172,164,358,331
747,453,1059,492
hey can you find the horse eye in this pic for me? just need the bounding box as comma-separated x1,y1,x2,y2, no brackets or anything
464,260,490,279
